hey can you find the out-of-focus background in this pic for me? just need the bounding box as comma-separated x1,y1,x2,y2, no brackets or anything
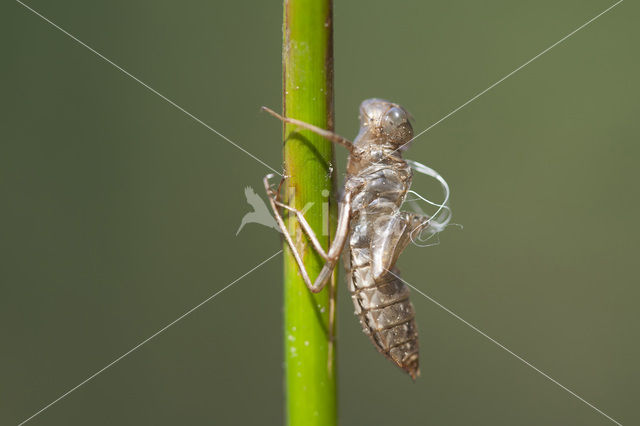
2,0,638,424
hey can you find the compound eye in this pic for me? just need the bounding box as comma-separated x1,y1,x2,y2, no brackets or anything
382,107,407,129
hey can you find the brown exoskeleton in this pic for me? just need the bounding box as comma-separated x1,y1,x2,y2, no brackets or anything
263,99,451,379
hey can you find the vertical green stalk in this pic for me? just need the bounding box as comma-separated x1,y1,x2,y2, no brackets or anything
282,0,336,425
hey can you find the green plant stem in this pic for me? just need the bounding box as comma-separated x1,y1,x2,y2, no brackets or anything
282,0,337,425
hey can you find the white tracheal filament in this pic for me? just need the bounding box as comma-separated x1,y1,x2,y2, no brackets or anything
403,159,454,247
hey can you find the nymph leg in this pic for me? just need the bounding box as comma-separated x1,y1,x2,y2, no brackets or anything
264,174,352,293
261,106,354,152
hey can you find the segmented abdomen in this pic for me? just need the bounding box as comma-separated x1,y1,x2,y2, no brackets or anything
348,245,420,379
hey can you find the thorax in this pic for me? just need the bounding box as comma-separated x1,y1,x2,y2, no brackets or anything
345,147,412,219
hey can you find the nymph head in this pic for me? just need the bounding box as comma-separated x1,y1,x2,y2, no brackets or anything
359,98,414,149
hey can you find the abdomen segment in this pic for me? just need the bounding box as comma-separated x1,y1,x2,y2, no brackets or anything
348,248,420,379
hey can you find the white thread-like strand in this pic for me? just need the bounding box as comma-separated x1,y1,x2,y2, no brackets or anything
405,191,451,246
406,190,451,212
17,250,282,426
405,159,452,246
406,190,452,229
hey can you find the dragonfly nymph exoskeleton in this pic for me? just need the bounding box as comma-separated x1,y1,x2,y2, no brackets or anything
263,99,451,379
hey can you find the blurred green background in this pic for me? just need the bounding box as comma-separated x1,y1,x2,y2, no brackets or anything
2,0,638,425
